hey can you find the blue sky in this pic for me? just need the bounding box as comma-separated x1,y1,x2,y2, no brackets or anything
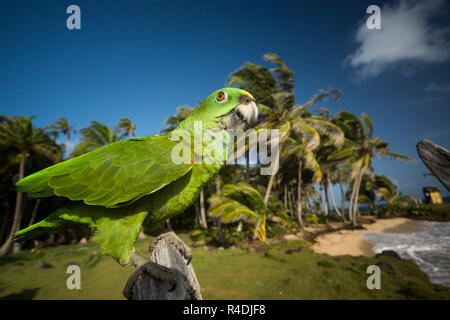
1,0,449,200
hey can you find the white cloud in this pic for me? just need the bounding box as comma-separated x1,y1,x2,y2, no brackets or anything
346,0,450,79
424,127,450,139
408,95,443,106
426,82,450,92
65,139,77,154
56,137,78,156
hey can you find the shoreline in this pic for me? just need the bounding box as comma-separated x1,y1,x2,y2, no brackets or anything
309,217,423,257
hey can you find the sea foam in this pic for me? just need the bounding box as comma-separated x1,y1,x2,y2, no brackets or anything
362,221,450,287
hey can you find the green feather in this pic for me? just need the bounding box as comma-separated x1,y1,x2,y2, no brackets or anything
16,136,193,207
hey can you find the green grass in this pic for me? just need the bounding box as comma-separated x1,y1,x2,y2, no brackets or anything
0,234,449,300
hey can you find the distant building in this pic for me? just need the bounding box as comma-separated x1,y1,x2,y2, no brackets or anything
423,186,442,204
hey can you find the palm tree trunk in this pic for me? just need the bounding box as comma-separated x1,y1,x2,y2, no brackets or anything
217,219,227,247
194,199,200,225
288,190,294,219
199,190,208,229
318,185,323,215
27,199,40,227
0,153,26,256
369,201,376,215
348,178,357,224
297,161,304,229
328,179,341,216
350,178,357,226
337,172,346,222
352,176,360,225
284,185,288,211
323,181,330,216
264,174,276,207
215,174,221,193
264,145,281,206
357,172,365,216
0,198,11,244
351,171,364,226
245,150,250,182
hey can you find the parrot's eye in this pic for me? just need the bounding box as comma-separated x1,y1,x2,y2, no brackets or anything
215,91,228,103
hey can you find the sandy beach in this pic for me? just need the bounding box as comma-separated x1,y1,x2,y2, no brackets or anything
310,218,424,257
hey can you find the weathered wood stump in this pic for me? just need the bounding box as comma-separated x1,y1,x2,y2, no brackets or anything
130,235,202,300
417,139,450,191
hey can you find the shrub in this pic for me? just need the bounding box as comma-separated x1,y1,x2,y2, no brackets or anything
317,214,344,224
266,219,298,238
387,203,450,220
408,203,450,219
305,212,319,224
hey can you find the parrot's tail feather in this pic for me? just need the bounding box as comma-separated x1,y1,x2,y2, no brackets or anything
14,201,148,266
14,220,59,241
15,169,55,198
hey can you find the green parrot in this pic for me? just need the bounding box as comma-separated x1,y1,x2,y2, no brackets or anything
14,88,257,275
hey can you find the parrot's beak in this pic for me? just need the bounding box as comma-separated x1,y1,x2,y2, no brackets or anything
221,95,258,130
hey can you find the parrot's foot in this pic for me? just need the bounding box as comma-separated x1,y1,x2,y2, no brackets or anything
123,252,177,300
150,231,192,265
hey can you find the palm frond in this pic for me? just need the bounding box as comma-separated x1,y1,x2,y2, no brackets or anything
361,113,374,139
380,151,414,163
290,120,320,150
303,118,344,148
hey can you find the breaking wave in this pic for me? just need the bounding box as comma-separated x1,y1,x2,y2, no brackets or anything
362,221,450,287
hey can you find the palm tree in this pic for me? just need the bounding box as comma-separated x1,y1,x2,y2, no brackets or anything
281,113,344,227
355,174,414,217
48,117,76,158
334,112,413,225
353,172,378,214
226,60,278,107
0,116,61,256
227,53,341,207
260,90,341,207
71,121,121,157
198,189,208,229
208,183,268,242
377,187,415,217
161,106,196,134
327,165,348,221
227,53,292,201
115,118,136,138
312,107,360,218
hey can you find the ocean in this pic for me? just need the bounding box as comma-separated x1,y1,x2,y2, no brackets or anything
361,220,450,287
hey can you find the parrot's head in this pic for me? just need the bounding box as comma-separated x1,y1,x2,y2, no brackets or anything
198,87,258,131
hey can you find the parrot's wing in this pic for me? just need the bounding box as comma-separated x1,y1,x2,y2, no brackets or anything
16,136,192,207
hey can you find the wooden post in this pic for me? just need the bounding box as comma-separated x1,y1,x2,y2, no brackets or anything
131,237,202,300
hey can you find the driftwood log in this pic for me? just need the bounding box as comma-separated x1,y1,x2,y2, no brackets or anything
130,236,202,300
417,138,450,191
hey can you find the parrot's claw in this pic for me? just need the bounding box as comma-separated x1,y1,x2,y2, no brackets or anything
149,231,192,265
123,258,177,300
